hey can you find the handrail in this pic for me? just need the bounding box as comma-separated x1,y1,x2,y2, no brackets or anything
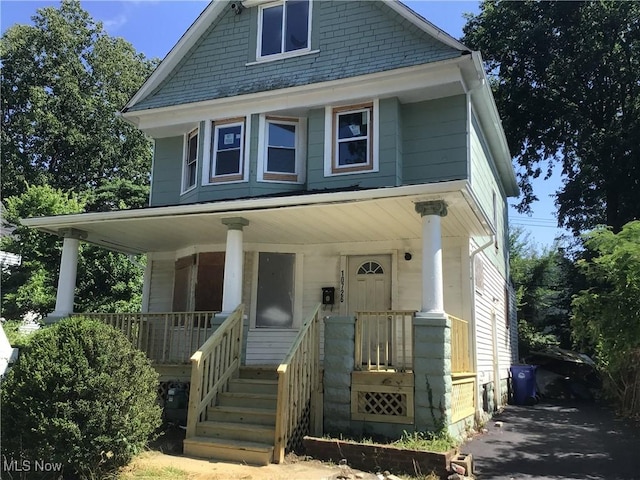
355,310,415,371
185,304,244,439
74,311,218,364
273,304,321,463
449,314,472,374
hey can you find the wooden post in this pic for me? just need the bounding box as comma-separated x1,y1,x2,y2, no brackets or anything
186,351,202,438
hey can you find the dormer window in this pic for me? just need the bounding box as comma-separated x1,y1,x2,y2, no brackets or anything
182,128,198,193
258,0,310,59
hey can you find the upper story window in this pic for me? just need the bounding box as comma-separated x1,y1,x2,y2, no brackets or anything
332,103,375,174
258,115,306,183
210,118,247,183
258,0,310,60
182,128,198,193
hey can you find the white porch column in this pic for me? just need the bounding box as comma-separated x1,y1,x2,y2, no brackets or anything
415,201,447,314
48,228,86,323
221,217,249,313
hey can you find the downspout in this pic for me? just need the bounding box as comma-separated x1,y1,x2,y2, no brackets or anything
469,235,495,418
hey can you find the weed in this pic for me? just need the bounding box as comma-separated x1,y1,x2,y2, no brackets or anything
392,430,458,453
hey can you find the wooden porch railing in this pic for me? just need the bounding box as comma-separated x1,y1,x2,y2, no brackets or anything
273,303,321,464
185,304,244,439
355,311,415,371
449,314,472,373
75,311,218,364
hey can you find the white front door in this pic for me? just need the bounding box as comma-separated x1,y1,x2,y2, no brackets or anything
348,255,392,367
347,255,391,313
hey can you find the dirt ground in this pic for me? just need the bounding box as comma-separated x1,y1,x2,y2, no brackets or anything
124,451,382,480
128,423,382,480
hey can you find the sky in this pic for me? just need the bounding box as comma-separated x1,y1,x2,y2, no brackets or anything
1,0,568,249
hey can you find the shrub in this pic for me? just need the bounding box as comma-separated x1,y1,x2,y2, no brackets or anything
1,319,35,349
1,317,162,479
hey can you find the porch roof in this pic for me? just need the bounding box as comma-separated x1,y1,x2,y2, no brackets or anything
21,182,490,254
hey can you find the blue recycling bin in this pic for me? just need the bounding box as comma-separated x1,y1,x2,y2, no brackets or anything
510,365,538,405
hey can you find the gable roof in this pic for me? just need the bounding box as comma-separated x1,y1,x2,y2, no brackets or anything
123,0,470,112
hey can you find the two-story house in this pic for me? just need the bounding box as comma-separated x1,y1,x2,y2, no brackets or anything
22,0,519,466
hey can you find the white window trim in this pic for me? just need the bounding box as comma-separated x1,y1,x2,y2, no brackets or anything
181,128,199,194
256,0,312,61
203,117,251,185
246,49,320,66
324,99,379,177
257,114,306,184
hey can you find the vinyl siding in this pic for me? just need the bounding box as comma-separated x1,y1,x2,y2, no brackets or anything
145,239,467,364
146,256,175,312
401,95,468,184
469,112,509,279
151,137,184,207
306,97,400,190
130,1,461,112
473,246,513,389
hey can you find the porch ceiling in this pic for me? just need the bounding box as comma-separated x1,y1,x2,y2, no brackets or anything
22,185,490,254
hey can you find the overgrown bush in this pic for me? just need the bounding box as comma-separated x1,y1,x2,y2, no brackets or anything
1,317,162,479
517,318,559,358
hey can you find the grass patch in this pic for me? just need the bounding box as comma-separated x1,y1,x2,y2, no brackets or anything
118,465,190,479
391,430,458,453
322,429,458,453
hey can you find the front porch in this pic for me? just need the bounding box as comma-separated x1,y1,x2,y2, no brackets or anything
79,303,475,464
33,188,490,465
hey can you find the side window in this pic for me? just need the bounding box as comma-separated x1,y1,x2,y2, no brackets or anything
182,128,198,193
258,115,306,183
331,103,374,174
210,118,246,183
258,0,310,60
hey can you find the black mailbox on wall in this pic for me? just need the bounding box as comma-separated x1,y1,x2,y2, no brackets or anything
322,287,335,305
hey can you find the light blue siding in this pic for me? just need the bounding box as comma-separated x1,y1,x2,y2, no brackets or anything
401,95,468,184
470,112,509,277
150,136,183,206
130,1,461,112
151,96,472,205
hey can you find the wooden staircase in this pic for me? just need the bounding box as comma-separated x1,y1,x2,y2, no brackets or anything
183,366,278,465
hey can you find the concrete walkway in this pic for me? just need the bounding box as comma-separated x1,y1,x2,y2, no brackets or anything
462,400,640,480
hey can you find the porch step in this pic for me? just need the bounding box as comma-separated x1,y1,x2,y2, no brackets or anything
185,365,279,465
206,405,276,426
183,436,273,466
196,420,275,443
238,365,279,381
217,391,278,410
227,377,279,395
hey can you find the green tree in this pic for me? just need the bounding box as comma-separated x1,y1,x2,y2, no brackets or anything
1,185,144,318
1,0,156,205
509,227,579,356
463,1,640,233
1,1,156,318
572,221,640,415
1,185,85,318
